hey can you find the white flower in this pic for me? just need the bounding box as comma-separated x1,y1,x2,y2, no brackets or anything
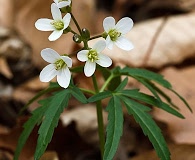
77,41,112,77
103,16,134,51
40,48,72,88
35,3,71,41
53,0,71,8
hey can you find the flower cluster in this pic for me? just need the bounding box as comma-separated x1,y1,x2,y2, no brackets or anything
35,0,134,88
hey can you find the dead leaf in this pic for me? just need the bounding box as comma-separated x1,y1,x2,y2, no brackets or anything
60,104,108,146
131,144,195,160
0,57,13,79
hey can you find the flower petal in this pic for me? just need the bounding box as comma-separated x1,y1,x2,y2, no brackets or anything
116,17,133,34
51,3,62,20
115,36,134,51
96,54,112,67
49,30,63,41
92,40,106,53
57,67,71,88
106,36,114,50
84,61,96,77
40,64,57,82
58,1,71,8
103,17,115,32
61,56,72,68
63,13,71,29
53,0,58,4
41,48,61,63
77,50,89,62
35,19,54,31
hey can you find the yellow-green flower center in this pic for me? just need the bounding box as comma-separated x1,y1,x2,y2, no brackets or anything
55,59,66,70
108,29,122,41
51,20,64,30
88,50,99,62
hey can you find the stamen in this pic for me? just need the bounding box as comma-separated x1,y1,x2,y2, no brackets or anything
88,50,99,62
108,29,122,41
51,20,64,30
55,59,66,70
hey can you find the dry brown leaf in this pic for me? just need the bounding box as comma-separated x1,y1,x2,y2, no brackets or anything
131,144,195,160
0,57,13,78
90,12,195,68
60,104,108,146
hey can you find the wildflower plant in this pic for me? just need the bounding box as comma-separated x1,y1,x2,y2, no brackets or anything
14,1,192,160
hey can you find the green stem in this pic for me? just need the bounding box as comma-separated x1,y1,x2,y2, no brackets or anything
70,12,82,35
89,34,102,40
100,74,115,92
92,75,105,159
79,88,95,95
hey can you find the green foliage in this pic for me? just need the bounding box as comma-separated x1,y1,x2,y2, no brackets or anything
15,67,191,160
34,89,71,159
13,98,51,160
104,96,123,160
121,96,170,160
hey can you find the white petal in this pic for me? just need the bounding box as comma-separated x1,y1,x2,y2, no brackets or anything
49,30,63,41
115,36,134,51
58,1,71,8
106,36,114,50
63,13,71,29
103,17,116,32
51,3,62,20
92,40,106,53
35,19,54,31
116,17,133,34
57,67,71,88
61,56,72,68
77,50,89,62
84,61,96,77
41,48,60,63
96,54,112,67
40,64,57,82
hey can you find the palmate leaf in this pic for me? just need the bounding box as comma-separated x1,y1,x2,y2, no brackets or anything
120,67,192,112
13,98,51,160
104,96,123,160
118,90,184,118
69,84,87,103
120,67,171,88
121,96,170,160
34,89,71,159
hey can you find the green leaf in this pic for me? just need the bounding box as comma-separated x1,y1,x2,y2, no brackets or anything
88,91,112,103
34,89,71,159
121,67,171,88
118,90,184,118
115,77,128,92
133,76,162,100
104,96,123,160
14,98,50,160
122,96,170,160
70,85,87,103
170,88,192,112
19,83,60,115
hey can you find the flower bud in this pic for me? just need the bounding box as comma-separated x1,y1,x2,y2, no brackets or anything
73,34,82,43
81,28,90,40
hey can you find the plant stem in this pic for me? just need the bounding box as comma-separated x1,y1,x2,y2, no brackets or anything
100,74,114,92
89,34,102,40
92,75,105,159
70,12,82,35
